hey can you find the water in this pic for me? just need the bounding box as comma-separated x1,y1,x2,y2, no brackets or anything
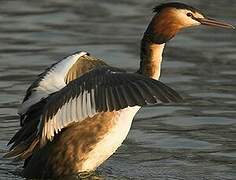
0,0,235,179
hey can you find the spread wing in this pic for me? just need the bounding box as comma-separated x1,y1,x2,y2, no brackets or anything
39,66,182,146
18,51,88,117
5,53,182,161
5,51,107,160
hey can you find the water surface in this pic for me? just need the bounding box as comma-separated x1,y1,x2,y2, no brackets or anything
0,0,236,179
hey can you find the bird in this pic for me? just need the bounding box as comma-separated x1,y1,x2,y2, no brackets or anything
4,2,234,179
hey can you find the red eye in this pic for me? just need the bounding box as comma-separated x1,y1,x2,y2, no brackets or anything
187,13,193,17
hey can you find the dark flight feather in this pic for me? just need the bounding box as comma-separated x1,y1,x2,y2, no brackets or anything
37,66,182,146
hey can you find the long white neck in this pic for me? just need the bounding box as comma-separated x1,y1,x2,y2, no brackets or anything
138,37,165,80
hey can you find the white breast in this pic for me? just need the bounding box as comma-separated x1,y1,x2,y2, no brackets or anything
81,106,140,171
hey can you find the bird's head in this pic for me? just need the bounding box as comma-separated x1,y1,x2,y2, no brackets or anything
145,2,235,44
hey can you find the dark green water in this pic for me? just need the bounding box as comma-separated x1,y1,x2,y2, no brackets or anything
0,0,235,179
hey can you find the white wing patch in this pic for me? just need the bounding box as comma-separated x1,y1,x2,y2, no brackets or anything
18,51,88,115
37,66,182,146
40,88,98,145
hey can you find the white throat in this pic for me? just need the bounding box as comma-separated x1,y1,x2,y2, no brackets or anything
149,43,165,80
138,41,165,80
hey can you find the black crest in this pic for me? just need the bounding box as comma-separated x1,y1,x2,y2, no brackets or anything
153,2,201,14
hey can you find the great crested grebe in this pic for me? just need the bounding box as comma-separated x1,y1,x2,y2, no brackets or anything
5,2,234,179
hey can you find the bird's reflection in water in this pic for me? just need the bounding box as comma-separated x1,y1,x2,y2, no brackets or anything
58,171,104,180
24,171,104,180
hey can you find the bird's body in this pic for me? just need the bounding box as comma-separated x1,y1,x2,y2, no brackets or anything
23,107,140,177
21,54,141,177
8,52,178,178
5,2,234,179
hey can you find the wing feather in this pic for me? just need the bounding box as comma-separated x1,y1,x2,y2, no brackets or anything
90,88,96,115
6,55,183,160
108,86,116,111
38,66,182,146
18,52,88,117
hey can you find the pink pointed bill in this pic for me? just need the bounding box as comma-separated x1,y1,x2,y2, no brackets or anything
197,18,235,29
